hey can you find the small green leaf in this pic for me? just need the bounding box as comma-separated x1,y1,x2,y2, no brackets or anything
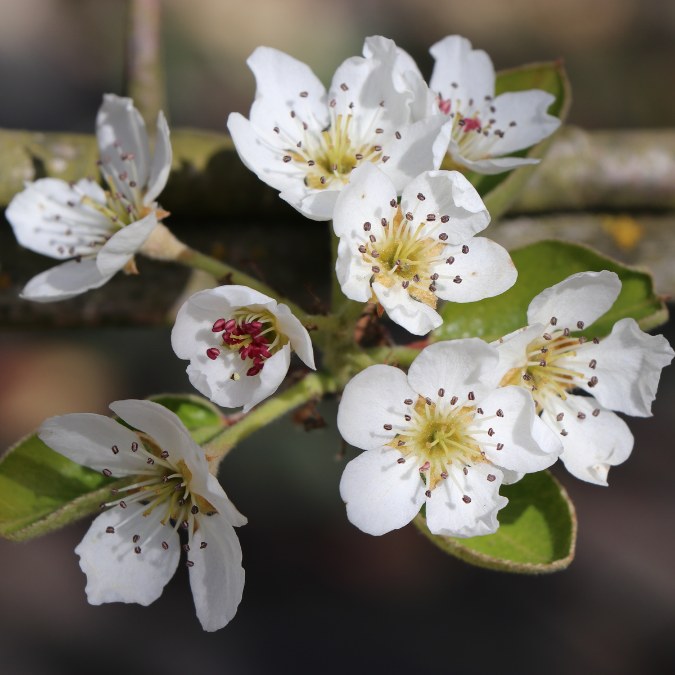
433,240,668,343
148,393,228,444
0,394,229,541
0,432,129,542
415,471,576,573
467,60,572,220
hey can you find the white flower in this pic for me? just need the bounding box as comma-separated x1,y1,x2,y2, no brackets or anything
429,35,561,174
6,94,172,301
337,339,561,537
332,163,517,335
171,285,316,412
38,399,246,632
494,271,674,485
227,36,450,221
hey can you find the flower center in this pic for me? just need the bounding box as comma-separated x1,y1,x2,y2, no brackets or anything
359,209,446,308
500,330,594,411
101,435,217,554
438,93,513,161
389,396,484,490
280,112,384,190
206,308,287,376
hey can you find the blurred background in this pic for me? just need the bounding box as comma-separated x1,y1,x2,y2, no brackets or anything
1,0,674,673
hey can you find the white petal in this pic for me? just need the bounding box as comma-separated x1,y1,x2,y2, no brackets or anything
203,474,248,528
191,346,290,412
290,187,341,221
337,364,415,451
339,448,425,535
144,110,172,205
429,35,495,108
433,237,517,302
378,116,451,191
21,258,112,303
246,46,328,132
540,394,633,485
476,386,561,472
6,178,111,259
425,462,506,538
373,281,442,336
486,90,560,154
527,270,621,330
450,154,541,175
96,212,158,276
227,112,301,198
407,339,500,401
273,303,316,369
362,36,435,119
38,412,150,476
336,238,375,303
97,94,151,204
109,399,199,465
400,170,490,245
493,324,543,382
329,47,411,141
189,512,245,631
332,163,396,240
563,318,674,417
75,504,179,606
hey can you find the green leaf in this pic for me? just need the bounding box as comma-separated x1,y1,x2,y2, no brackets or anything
0,394,229,541
465,60,572,220
415,471,576,573
0,432,128,542
433,240,668,343
148,393,228,444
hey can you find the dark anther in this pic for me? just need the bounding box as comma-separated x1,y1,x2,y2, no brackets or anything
462,495,472,504
425,490,432,498
438,388,445,397
131,442,138,452
496,409,504,417
439,233,448,241
487,474,496,482
592,409,600,417
496,443,504,451
556,412,564,421
561,429,568,436
446,256,455,264
134,546,142,554
111,445,119,455
106,526,115,534
462,245,469,254
577,321,585,329
588,376,598,388
468,391,475,401
450,396,458,405
363,221,371,231
200,542,208,549
404,398,413,405
441,215,449,223
417,192,426,201
550,316,558,325
383,424,393,431
589,359,597,369
162,541,169,550
102,468,112,477
577,412,586,419
488,428,495,437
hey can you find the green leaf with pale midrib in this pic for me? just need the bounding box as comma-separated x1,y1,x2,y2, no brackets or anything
415,470,576,574
0,394,229,541
433,240,668,343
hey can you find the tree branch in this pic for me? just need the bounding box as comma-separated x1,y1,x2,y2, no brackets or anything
1,126,674,216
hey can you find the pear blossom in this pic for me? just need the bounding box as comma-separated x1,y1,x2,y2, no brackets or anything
6,94,173,301
338,339,561,537
429,35,561,174
494,271,674,485
332,163,517,335
38,399,246,632
172,285,315,412
227,36,450,221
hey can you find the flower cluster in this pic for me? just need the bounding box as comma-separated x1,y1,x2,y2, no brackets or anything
6,33,673,635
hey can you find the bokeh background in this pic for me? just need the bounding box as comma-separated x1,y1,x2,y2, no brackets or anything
1,1,674,673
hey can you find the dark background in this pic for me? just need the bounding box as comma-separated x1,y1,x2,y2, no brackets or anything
1,1,674,673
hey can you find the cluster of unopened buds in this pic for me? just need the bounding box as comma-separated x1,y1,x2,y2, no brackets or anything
4,34,673,632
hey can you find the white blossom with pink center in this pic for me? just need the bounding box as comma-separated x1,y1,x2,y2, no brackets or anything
171,285,315,412
428,35,560,174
